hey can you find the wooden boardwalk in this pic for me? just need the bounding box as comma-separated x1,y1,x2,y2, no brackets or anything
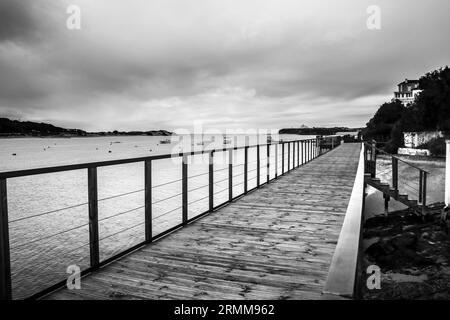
45,143,362,300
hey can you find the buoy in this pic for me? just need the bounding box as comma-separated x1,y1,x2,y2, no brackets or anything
108,150,112,153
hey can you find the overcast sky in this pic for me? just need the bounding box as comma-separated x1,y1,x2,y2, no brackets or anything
0,0,449,132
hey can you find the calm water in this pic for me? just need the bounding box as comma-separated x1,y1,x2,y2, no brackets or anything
0,134,315,299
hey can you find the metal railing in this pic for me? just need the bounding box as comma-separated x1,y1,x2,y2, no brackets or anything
0,136,341,300
363,140,429,211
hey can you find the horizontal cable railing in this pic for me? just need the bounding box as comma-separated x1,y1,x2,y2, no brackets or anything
0,136,342,300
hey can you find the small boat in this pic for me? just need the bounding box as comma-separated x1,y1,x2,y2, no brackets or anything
159,139,171,144
197,139,214,146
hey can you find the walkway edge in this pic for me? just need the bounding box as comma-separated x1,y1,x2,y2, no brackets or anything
322,143,364,299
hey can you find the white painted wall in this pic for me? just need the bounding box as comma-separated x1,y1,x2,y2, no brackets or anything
446,140,450,206
403,131,444,148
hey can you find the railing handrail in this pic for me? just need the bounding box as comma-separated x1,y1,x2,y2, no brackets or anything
322,143,365,299
0,138,326,179
363,141,430,174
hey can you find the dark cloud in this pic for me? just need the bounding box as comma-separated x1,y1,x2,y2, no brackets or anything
0,0,449,131
0,0,37,41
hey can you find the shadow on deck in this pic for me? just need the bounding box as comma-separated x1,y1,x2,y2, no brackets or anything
45,143,362,300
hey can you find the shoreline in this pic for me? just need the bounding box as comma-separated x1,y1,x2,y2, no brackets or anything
0,134,176,139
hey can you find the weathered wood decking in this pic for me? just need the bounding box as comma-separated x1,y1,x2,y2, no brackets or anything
45,143,362,300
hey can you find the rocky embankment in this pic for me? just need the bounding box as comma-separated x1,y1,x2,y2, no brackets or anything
361,203,450,299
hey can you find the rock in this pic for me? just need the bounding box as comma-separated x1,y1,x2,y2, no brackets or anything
391,232,417,249
431,231,448,242
421,232,430,239
432,292,449,300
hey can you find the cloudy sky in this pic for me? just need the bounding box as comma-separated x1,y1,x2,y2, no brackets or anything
0,0,449,132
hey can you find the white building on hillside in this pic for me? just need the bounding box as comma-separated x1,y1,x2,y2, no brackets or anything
393,79,422,106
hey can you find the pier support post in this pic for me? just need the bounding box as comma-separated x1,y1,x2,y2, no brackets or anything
0,178,12,300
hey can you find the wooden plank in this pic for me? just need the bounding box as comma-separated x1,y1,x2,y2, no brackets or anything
45,143,362,300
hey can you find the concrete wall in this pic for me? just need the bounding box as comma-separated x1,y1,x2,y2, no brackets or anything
403,131,444,148
398,148,431,156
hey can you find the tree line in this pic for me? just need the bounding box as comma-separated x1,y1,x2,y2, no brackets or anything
362,66,450,154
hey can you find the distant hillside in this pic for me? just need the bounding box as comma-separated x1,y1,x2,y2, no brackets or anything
279,127,360,136
0,118,86,137
0,118,173,137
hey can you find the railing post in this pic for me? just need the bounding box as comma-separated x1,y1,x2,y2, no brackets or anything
308,140,311,162
419,170,423,204
302,141,305,164
275,143,278,178
244,137,249,194
297,141,300,166
422,172,427,209
313,139,316,158
313,138,316,158
257,144,260,187
182,155,188,224
145,160,152,242
228,149,233,202
282,143,285,174
266,144,270,183
0,178,12,300
309,140,312,161
446,140,450,207
292,142,295,168
392,157,399,193
209,151,214,211
371,140,377,177
88,167,100,269
288,142,291,171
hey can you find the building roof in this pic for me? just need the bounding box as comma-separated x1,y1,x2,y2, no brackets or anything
397,78,419,86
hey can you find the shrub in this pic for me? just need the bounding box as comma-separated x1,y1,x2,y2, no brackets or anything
418,137,446,157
